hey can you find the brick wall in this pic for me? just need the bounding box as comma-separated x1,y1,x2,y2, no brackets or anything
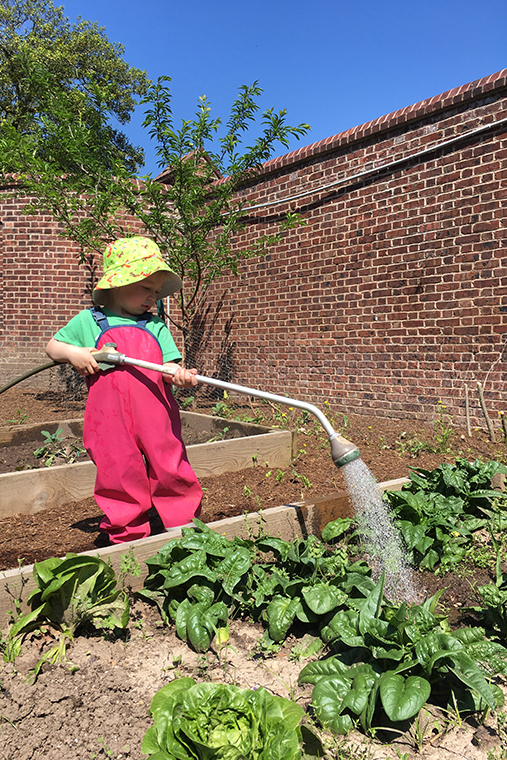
0,193,144,387
1,70,506,428
190,70,507,428
0,196,91,383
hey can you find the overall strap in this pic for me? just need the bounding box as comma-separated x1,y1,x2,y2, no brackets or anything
90,307,151,331
89,306,110,332
135,312,151,329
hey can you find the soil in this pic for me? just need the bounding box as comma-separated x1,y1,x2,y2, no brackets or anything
1,386,507,759
1,597,505,760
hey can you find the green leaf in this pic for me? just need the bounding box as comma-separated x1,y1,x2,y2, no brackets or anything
311,676,355,735
301,583,347,615
358,573,385,636
447,652,498,709
321,518,353,542
398,521,426,551
266,595,300,642
322,609,363,647
216,547,252,595
379,673,431,722
299,655,349,685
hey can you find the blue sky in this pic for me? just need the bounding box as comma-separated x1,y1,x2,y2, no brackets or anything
63,0,506,174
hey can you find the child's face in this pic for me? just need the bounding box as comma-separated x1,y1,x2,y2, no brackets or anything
106,272,169,317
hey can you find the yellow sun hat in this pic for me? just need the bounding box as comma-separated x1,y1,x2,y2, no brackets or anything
92,236,182,305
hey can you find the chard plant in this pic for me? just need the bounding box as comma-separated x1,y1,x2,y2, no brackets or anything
299,573,507,736
4,554,129,676
142,677,323,759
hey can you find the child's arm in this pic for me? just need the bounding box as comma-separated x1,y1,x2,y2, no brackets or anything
162,362,198,388
46,338,100,377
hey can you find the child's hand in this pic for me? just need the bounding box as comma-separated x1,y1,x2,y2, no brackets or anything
163,363,198,388
65,346,101,377
46,339,100,377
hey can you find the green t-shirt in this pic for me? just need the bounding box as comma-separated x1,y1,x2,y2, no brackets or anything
53,308,181,363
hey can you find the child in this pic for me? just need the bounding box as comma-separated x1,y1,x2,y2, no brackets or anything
46,236,203,545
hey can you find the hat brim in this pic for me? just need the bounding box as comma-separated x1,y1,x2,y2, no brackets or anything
92,271,183,305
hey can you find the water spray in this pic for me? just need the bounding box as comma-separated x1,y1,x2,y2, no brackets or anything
92,345,360,469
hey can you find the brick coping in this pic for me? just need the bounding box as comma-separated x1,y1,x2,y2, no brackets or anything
163,68,507,188
258,68,507,175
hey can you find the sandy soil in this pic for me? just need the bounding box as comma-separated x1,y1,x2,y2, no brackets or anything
0,598,505,760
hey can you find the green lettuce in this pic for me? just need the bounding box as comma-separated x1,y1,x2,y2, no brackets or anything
142,677,316,759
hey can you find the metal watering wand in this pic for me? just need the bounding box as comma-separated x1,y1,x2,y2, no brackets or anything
92,345,361,469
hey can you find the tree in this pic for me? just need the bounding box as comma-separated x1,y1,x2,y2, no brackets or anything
0,0,149,170
0,26,310,362
135,77,311,358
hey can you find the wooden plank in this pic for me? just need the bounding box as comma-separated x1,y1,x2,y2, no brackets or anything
0,430,292,519
0,460,97,517
186,430,292,477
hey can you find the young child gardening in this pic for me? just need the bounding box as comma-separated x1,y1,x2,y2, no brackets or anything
46,236,203,545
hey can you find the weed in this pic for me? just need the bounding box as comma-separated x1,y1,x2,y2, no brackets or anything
91,737,114,759
276,469,284,483
5,560,29,622
195,653,213,680
396,401,455,457
5,407,29,425
118,548,142,593
33,428,86,467
243,485,252,497
211,400,230,418
251,631,281,658
162,653,183,677
288,635,323,662
434,400,454,452
488,710,507,759
292,468,312,489
407,707,444,750
292,443,307,463
206,426,230,443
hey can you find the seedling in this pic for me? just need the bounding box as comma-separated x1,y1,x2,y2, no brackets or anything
206,426,230,443
33,428,86,467
5,407,29,425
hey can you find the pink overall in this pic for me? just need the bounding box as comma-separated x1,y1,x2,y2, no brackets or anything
83,310,202,543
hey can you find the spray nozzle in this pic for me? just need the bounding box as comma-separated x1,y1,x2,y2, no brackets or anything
329,431,361,469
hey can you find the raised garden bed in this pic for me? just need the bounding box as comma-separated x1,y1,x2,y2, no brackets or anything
0,477,408,627
0,411,293,519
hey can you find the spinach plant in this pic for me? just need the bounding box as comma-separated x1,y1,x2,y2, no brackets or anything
299,573,507,735
384,458,507,572
140,519,373,652
140,519,252,651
